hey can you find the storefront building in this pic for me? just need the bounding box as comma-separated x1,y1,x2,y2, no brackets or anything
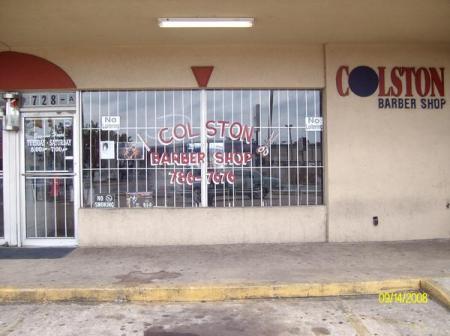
0,1,449,246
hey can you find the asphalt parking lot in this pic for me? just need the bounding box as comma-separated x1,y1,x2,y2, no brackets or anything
0,296,448,336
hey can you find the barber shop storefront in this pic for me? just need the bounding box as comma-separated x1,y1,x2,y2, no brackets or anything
0,83,324,246
0,1,449,247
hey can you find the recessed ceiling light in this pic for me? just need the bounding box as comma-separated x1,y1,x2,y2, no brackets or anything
158,18,254,28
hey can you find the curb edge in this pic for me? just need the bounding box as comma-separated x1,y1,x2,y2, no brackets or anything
0,278,422,303
420,279,450,310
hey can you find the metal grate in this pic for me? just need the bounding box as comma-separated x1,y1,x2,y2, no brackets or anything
206,90,323,207
24,117,75,238
25,177,75,238
81,90,323,208
82,91,202,208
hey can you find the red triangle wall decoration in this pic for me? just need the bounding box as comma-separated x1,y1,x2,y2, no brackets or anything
191,66,214,88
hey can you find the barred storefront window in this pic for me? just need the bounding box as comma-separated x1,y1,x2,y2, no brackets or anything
81,90,323,208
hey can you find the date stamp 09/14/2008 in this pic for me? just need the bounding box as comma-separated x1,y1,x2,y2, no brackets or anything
378,291,428,304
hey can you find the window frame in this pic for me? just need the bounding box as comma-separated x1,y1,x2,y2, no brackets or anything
80,89,324,209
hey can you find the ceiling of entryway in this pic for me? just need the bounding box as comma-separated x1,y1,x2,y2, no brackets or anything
0,0,449,47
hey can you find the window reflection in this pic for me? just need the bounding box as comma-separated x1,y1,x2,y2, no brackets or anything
82,90,323,208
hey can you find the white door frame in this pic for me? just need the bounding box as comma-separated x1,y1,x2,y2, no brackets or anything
0,117,4,245
0,167,4,246
18,106,79,247
2,115,21,247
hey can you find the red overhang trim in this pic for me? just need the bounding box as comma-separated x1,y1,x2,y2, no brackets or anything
0,51,76,90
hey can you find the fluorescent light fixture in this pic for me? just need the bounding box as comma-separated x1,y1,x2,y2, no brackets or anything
158,18,254,28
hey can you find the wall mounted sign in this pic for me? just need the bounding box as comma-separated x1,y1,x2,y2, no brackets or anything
22,92,76,107
336,65,446,109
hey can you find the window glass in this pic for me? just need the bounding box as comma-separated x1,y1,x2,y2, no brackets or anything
205,90,322,207
82,90,323,208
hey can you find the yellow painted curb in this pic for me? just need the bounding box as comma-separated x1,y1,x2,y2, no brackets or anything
0,278,421,303
420,279,450,309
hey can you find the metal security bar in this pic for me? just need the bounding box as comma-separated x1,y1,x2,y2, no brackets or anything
23,117,75,238
82,91,202,208
81,90,323,208
206,90,323,207
24,177,75,238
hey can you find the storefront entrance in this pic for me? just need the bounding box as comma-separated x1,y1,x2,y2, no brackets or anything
21,114,77,245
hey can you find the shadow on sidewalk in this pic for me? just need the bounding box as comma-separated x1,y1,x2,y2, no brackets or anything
0,247,75,259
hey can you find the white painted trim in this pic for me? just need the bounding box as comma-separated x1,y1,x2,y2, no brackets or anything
200,89,208,207
0,117,4,244
20,107,76,113
73,93,81,244
21,238,78,247
3,116,21,246
77,91,84,209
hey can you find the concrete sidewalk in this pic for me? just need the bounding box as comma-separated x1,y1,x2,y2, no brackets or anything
0,240,449,304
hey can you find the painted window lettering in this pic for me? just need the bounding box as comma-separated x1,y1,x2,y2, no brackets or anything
81,90,323,208
158,121,254,145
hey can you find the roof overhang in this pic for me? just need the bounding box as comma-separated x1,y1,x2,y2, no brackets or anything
0,0,449,48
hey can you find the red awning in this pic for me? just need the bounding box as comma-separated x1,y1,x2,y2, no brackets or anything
0,51,76,90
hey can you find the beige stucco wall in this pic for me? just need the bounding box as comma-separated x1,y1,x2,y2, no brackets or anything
78,206,326,246
325,43,450,242
12,44,324,89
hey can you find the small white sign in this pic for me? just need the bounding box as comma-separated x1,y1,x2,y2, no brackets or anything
93,194,115,208
100,141,115,159
101,116,120,130
305,117,323,132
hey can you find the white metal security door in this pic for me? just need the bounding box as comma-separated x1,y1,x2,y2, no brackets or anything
0,118,4,245
20,113,79,246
